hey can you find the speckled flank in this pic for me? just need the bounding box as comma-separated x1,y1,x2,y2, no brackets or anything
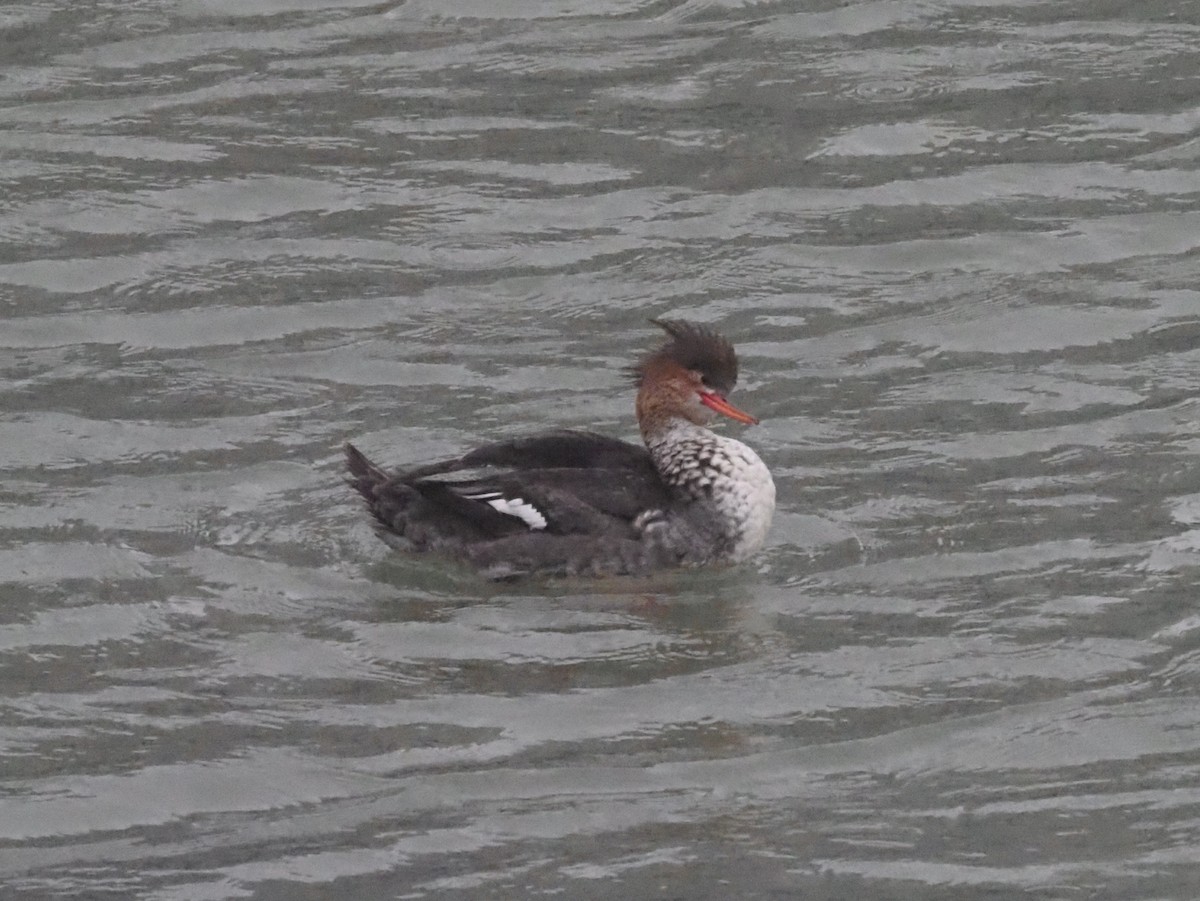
647,420,776,562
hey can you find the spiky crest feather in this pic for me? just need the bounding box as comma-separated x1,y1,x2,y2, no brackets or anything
629,319,740,394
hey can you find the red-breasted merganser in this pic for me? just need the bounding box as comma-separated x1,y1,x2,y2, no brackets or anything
345,319,775,579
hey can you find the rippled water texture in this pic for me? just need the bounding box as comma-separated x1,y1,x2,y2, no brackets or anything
4,0,1200,898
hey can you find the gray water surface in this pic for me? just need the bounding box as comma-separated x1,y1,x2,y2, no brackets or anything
3,1,1200,898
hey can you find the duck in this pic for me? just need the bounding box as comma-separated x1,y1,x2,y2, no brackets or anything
344,319,774,579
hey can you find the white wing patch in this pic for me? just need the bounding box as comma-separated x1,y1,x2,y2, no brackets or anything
465,492,548,530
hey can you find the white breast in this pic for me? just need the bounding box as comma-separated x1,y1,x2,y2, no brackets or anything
714,435,776,561
648,423,776,562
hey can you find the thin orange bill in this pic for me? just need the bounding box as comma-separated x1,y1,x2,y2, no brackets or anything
700,391,759,425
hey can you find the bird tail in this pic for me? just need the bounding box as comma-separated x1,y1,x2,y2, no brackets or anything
344,442,391,496
346,442,448,552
